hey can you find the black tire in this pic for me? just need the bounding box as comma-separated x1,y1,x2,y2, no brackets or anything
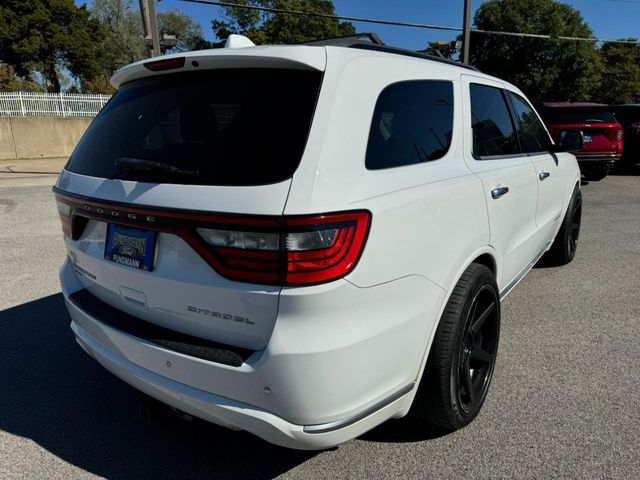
583,167,608,181
540,187,582,267
412,263,500,431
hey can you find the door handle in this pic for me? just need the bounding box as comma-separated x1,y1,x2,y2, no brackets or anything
491,186,509,199
539,171,550,181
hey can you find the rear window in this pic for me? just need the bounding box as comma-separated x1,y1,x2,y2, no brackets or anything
66,69,322,186
544,111,617,125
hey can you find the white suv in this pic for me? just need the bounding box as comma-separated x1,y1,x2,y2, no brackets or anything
54,35,583,450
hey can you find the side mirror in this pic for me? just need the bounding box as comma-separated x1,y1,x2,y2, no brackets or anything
552,129,584,153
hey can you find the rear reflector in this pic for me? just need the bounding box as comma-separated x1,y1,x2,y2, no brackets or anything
53,190,370,286
143,57,185,71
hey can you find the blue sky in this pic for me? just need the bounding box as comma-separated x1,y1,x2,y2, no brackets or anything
152,0,640,49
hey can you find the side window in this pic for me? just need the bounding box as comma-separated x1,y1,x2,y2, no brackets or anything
507,92,552,154
470,84,519,158
366,81,453,170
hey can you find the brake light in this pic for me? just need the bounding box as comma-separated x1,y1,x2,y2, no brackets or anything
198,212,371,285
143,57,185,71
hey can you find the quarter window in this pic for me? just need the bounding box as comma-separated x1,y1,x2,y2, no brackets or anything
470,84,519,158
508,92,552,154
366,81,454,170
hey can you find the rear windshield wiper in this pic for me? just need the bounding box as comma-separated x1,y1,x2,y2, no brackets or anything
115,157,199,176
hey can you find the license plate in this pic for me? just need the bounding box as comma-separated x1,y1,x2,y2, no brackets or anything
105,224,157,271
583,135,592,143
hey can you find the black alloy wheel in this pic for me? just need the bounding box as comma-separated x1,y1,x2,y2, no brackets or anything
567,192,582,260
456,284,499,414
583,166,609,181
539,186,582,267
412,263,500,431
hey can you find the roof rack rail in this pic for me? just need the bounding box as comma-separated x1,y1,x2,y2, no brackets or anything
302,32,385,47
301,32,478,72
350,43,479,72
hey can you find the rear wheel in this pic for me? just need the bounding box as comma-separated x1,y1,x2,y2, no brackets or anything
583,166,609,181
412,263,500,430
540,187,581,266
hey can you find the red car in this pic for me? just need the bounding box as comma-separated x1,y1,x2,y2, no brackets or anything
541,103,624,181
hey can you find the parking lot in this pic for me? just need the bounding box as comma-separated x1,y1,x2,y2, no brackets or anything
0,171,638,479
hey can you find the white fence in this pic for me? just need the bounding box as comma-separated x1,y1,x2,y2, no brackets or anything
0,92,111,117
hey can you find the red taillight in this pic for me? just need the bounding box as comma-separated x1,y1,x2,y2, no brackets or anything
143,57,185,71
284,213,370,285
198,212,371,286
55,197,87,240
54,190,370,287
55,198,73,238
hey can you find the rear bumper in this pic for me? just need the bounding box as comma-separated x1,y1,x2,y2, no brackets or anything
576,154,621,168
61,259,444,449
70,319,412,450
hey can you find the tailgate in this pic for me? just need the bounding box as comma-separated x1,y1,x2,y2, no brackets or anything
56,174,290,351
579,124,622,153
55,66,323,351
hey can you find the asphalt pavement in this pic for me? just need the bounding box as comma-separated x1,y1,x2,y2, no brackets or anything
0,170,638,479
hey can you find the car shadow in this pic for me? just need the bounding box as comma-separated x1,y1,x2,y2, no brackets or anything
357,415,450,444
0,294,315,479
611,163,640,176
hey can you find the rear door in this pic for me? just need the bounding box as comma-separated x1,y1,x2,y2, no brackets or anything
506,91,566,248
461,76,539,291
56,67,323,351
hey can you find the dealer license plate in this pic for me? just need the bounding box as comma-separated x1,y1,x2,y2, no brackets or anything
105,224,157,271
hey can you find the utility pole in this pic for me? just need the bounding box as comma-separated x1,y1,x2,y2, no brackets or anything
462,0,472,64
139,0,161,57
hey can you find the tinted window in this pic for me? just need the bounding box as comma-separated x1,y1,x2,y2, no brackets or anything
544,111,618,124
66,69,322,186
470,84,519,158
366,81,453,170
508,92,551,154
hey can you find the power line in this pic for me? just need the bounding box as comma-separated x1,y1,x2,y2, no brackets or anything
603,0,640,5
180,0,463,32
179,0,640,45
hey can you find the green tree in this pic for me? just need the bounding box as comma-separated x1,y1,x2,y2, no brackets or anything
86,0,146,93
211,0,355,45
85,3,211,93
158,10,211,53
0,0,101,92
596,40,640,104
0,64,44,92
470,0,603,103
